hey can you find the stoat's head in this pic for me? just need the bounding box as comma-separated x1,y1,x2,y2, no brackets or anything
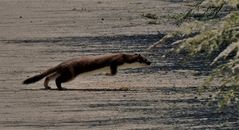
135,54,151,65
124,53,151,65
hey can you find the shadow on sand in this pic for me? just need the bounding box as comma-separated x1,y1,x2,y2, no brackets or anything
22,88,133,92
155,86,239,129
76,87,239,129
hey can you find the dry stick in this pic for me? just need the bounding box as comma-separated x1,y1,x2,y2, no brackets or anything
211,41,239,66
212,3,224,18
147,34,175,50
177,0,205,24
147,32,200,50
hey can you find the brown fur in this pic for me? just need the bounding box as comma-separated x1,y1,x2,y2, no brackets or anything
23,53,151,90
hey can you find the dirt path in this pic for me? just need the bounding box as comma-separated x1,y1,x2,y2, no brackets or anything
0,0,184,39
0,0,238,130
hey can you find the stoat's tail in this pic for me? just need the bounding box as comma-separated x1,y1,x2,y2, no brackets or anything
23,66,58,84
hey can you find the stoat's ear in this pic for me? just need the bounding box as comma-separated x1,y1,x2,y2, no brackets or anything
134,53,141,56
122,53,127,58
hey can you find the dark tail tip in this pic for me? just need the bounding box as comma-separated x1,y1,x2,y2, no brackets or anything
22,79,32,84
22,75,43,84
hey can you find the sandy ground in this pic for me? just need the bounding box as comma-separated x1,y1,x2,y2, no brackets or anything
0,0,239,130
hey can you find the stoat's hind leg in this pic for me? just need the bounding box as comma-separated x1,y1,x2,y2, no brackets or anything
55,71,74,90
44,72,59,90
